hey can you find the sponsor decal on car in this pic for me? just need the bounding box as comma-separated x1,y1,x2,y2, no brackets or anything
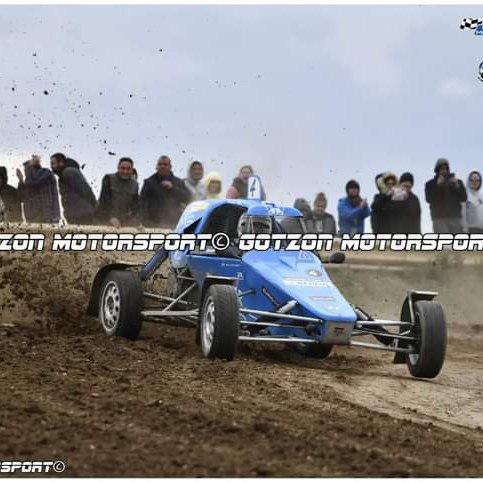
309,295,336,301
283,277,334,288
306,269,322,277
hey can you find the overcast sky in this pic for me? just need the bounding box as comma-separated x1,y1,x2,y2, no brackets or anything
0,5,482,231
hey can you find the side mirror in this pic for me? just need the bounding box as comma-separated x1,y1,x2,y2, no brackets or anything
328,252,345,264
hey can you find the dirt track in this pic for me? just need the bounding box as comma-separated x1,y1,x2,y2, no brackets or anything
0,231,482,476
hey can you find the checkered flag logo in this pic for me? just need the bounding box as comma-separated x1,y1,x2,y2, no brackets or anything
460,17,483,30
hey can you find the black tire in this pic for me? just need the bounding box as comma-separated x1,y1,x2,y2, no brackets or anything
295,342,333,359
406,300,447,378
98,270,143,340
200,284,239,360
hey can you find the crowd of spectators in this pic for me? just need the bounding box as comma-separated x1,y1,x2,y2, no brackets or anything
0,154,481,235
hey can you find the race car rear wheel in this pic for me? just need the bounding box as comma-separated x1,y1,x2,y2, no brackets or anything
98,270,143,340
406,300,447,378
200,284,239,360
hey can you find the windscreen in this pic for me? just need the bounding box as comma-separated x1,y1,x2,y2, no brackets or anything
274,216,306,235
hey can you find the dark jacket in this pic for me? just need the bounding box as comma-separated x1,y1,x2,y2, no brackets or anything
425,174,467,219
306,213,337,236
0,167,22,222
97,173,139,225
19,165,60,223
58,167,97,224
371,194,410,234
140,172,191,228
398,192,421,234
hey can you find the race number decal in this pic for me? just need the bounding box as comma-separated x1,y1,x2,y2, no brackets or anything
247,175,262,200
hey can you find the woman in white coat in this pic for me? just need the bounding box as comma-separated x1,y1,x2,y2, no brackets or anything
464,170,483,234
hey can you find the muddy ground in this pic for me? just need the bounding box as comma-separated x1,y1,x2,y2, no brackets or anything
0,228,482,476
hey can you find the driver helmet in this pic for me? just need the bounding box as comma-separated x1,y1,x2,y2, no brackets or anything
237,214,272,236
251,216,272,235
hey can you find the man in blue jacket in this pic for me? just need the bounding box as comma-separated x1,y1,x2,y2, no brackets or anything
338,179,371,235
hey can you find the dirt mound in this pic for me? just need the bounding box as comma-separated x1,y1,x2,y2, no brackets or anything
0,237,482,476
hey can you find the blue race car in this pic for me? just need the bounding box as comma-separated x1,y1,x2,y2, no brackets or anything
87,199,447,378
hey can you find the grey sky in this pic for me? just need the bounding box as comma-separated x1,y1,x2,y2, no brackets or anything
0,5,482,231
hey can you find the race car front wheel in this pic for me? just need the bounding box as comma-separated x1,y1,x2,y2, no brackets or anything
98,270,143,340
406,300,447,378
200,284,239,360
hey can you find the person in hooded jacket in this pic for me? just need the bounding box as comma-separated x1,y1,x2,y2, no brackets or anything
338,180,370,235
370,172,410,234
204,172,223,200
425,158,467,233
184,161,205,201
0,166,22,222
17,155,60,224
140,155,191,228
293,198,313,229
463,170,483,234
226,165,266,200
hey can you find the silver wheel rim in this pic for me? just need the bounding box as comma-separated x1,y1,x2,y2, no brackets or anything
100,281,121,334
201,296,215,356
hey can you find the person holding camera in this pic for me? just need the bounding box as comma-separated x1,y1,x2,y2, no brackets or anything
425,158,467,233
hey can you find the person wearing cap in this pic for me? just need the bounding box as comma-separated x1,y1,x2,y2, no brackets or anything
425,158,467,233
337,180,370,235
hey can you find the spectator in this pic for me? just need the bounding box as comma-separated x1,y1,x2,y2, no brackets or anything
0,166,22,222
65,157,81,170
370,172,408,234
463,170,483,234
227,165,266,200
294,198,313,232
425,158,467,233
370,173,384,233
338,180,370,235
50,152,97,225
399,172,421,233
97,157,139,227
184,161,205,201
204,172,223,200
17,155,60,223
140,155,191,228
293,198,313,225
132,168,138,181
310,192,337,235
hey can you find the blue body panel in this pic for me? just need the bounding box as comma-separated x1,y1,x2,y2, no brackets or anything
170,199,357,342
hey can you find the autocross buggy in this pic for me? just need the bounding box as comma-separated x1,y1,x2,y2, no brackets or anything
87,199,447,378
